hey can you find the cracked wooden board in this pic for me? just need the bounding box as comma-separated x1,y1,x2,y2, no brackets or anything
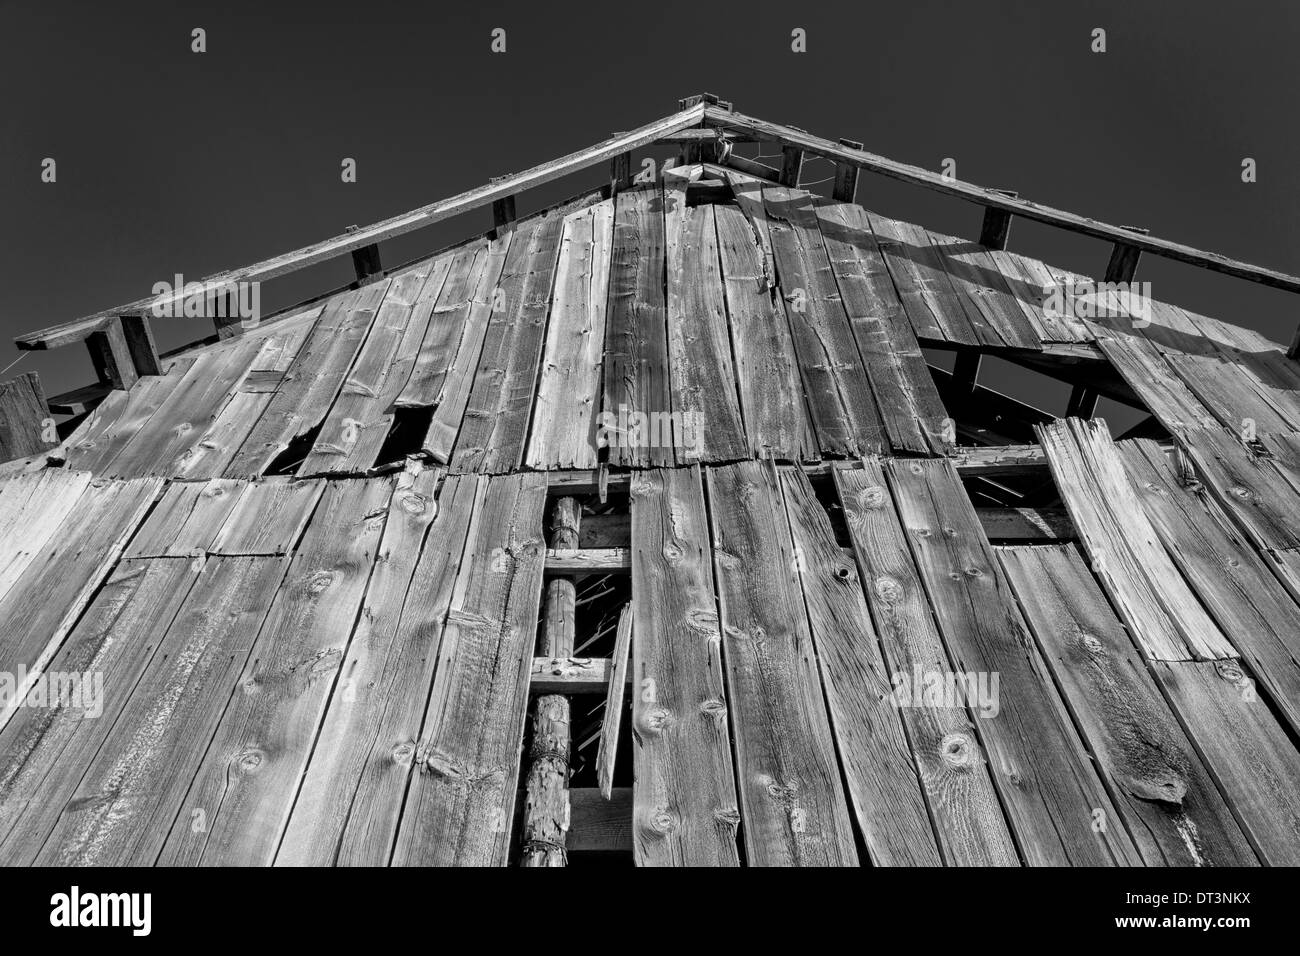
34,554,291,865
390,471,547,866
782,467,943,866
279,469,476,866
999,543,1257,866
526,200,615,470
763,186,884,457
835,462,1019,866
706,461,857,865
629,466,739,866
0,558,201,863
885,456,1141,866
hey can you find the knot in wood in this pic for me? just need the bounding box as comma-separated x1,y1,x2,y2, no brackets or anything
638,706,674,735
306,569,337,593
874,575,904,604
236,749,264,772
699,698,728,724
391,742,416,766
858,485,887,510
940,732,973,769
398,491,429,516
1215,660,1246,685
645,806,678,836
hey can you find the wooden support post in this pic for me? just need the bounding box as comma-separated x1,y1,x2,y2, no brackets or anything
1104,225,1150,283
119,313,162,376
489,178,517,238
952,348,982,397
832,138,863,202
1066,384,1100,419
345,224,383,284
520,496,582,867
0,372,57,463
610,152,632,195
85,316,138,390
978,189,1019,250
780,145,804,187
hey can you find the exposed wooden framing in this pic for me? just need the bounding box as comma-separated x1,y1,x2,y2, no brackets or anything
1104,225,1149,283
722,152,780,182
86,317,138,391
702,105,1300,294
545,547,629,574
17,102,707,352
977,189,1018,250
490,183,517,235
832,138,863,202
345,224,383,284
529,656,616,694
521,496,581,867
119,313,163,375
779,145,803,187
609,151,632,194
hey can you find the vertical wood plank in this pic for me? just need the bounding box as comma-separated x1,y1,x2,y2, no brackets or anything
630,466,740,866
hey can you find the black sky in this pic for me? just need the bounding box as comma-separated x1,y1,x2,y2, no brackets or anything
3,0,1298,402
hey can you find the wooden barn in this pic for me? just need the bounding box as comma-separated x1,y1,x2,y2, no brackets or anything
2,94,1299,866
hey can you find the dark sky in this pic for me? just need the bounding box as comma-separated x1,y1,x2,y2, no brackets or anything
4,0,1298,404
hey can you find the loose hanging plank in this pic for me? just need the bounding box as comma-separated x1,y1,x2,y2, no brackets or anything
1150,658,1300,865
925,229,1041,349
0,558,202,863
602,183,675,468
763,186,884,456
596,602,633,800
1120,438,1300,739
279,470,477,866
834,463,1019,866
706,462,858,866
391,472,548,866
35,554,291,865
1036,418,1235,661
225,280,392,476
866,211,980,346
394,243,486,408
999,543,1258,866
985,249,1092,344
525,201,615,469
663,177,747,462
452,203,574,473
170,322,317,479
714,203,815,461
629,466,740,866
885,457,1142,866
157,478,392,865
299,257,450,475
780,467,943,865
816,202,949,454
